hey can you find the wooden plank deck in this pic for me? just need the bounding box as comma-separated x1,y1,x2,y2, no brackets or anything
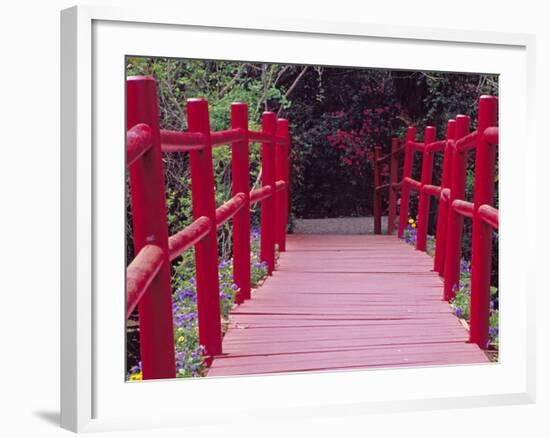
208,234,489,377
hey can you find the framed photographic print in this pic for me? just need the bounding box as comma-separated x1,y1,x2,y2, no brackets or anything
61,4,536,432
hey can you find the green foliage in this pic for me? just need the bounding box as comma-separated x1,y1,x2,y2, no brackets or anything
126,57,293,261
450,260,499,350
250,229,268,286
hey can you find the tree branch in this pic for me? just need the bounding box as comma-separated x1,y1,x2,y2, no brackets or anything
277,65,309,117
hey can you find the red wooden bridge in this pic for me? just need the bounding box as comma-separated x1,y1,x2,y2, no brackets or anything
126,76,498,380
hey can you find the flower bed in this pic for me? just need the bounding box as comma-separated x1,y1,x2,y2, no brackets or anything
403,218,499,357
127,228,269,380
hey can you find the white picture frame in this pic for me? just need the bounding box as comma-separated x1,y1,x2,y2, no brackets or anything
60,4,536,433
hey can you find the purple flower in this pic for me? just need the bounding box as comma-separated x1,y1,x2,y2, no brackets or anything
454,307,463,318
175,288,196,301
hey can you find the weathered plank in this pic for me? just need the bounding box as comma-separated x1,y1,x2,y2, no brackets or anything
208,234,489,377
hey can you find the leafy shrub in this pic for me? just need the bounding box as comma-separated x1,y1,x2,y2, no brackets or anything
450,260,499,349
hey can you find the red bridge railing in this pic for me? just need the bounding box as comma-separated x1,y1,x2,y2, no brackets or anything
373,95,499,349
126,76,290,380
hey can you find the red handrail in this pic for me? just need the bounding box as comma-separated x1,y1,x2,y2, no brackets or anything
167,216,212,262
403,176,421,191
396,127,417,237
210,128,246,146
160,129,206,152
127,123,152,166
452,199,475,218
125,76,291,379
374,94,499,349
126,244,165,319
456,130,478,153
478,204,499,229
250,185,273,204
215,193,247,228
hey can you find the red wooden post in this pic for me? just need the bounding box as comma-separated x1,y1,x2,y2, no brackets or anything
434,120,456,275
187,98,222,358
416,126,437,252
469,96,498,348
260,112,277,274
443,115,471,301
373,147,382,234
387,138,399,235
275,118,290,252
126,76,176,379
397,127,417,238
231,103,251,302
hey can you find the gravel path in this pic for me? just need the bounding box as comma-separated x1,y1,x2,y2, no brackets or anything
291,216,389,235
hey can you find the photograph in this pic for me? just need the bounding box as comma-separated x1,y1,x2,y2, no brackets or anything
125,57,499,381
1,0,541,435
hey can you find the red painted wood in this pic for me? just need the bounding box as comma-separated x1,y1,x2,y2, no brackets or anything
452,199,474,219
422,184,441,197
208,235,488,377
397,127,416,238
434,120,456,275
387,138,399,235
248,129,272,143
260,112,277,274
275,118,290,252
403,177,421,191
126,123,152,166
416,126,436,251
484,126,499,145
425,139,446,153
160,129,206,152
167,216,211,261
478,204,499,229
250,185,273,204
456,130,478,153
126,244,164,319
275,180,287,192
187,98,222,358
215,193,246,228
373,147,382,234
126,76,176,379
231,103,252,303
469,96,498,348
407,141,426,152
443,115,471,301
210,128,246,147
